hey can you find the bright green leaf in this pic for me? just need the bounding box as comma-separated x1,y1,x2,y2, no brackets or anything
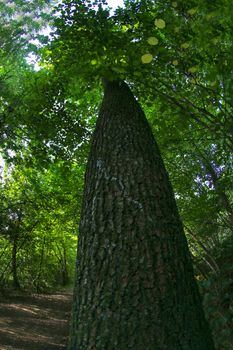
154,19,166,29
141,53,153,64
147,37,159,45
181,42,190,49
188,66,198,73
187,8,197,15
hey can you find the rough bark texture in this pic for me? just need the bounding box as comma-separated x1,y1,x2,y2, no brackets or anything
68,80,215,350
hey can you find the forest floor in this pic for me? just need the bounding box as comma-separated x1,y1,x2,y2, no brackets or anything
0,289,73,350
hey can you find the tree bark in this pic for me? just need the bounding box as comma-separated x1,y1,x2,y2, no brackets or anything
68,80,215,350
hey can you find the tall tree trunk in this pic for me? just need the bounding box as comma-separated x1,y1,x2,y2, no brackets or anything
69,80,215,350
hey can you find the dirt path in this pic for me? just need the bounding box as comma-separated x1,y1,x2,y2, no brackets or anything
0,290,73,350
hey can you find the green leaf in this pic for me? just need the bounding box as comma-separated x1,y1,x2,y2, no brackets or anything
154,19,166,29
141,53,153,63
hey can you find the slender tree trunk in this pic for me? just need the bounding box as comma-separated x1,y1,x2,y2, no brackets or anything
35,237,45,292
69,80,215,350
12,234,20,290
62,243,69,286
